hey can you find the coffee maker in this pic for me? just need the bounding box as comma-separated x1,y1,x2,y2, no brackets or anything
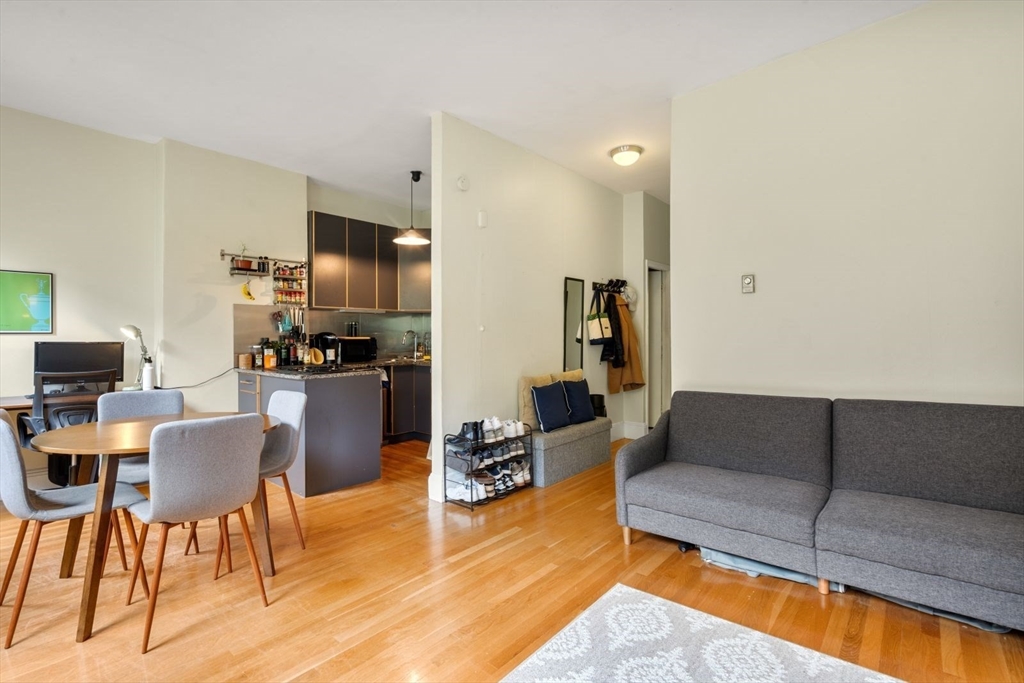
309,332,340,364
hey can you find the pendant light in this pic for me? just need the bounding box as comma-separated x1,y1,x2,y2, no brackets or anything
394,170,430,245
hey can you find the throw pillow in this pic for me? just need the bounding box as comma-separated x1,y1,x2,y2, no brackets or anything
552,368,584,384
518,373,553,430
563,379,596,424
532,382,571,433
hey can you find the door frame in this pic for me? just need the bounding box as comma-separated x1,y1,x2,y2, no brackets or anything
643,260,670,430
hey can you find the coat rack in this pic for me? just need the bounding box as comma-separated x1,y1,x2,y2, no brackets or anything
593,279,627,294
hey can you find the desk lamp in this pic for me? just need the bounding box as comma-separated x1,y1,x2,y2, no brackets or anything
120,324,152,391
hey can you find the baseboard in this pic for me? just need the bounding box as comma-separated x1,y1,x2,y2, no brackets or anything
611,421,625,441
622,422,648,439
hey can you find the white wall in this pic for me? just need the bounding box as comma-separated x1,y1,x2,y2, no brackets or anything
0,107,159,397
671,0,1024,406
430,113,624,499
159,140,307,410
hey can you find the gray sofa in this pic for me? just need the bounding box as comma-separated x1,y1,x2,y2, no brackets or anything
615,390,1024,630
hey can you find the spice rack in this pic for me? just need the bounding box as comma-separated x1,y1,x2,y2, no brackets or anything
443,426,533,510
272,264,307,306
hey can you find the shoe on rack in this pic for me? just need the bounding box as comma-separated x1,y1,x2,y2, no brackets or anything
515,459,531,484
472,472,496,498
510,440,523,456
446,482,470,502
502,444,513,461
482,417,497,443
470,479,489,502
458,422,478,444
481,447,495,467
502,419,518,440
510,461,526,488
515,420,526,437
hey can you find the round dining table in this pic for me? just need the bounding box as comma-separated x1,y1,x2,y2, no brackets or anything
30,411,280,643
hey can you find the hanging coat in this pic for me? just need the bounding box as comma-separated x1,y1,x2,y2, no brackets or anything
607,294,645,393
601,291,625,367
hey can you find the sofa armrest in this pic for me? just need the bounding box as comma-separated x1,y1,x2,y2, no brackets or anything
615,410,670,525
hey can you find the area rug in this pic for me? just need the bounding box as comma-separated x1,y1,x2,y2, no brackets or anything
503,584,901,683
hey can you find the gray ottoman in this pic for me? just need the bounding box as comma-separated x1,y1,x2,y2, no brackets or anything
532,417,612,487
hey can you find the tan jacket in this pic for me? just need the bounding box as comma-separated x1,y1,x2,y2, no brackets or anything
607,294,645,394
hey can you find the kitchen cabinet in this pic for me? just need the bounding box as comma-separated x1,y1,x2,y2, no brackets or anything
399,231,431,311
347,219,377,310
377,225,399,311
308,212,347,308
238,370,383,495
389,364,430,440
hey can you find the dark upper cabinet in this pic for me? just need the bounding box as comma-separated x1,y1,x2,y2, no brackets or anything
347,219,377,310
413,365,431,435
308,212,347,308
377,225,399,312
399,229,431,311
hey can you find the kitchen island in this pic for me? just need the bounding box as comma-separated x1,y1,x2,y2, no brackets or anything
237,366,383,496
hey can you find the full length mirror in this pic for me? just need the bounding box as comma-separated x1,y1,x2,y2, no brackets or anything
563,277,584,372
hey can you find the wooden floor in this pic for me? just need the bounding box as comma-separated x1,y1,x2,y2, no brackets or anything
1,440,1022,682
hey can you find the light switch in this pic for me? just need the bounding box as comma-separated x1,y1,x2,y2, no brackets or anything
741,274,755,294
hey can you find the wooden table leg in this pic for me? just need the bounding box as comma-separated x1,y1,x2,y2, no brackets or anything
76,455,118,642
59,454,97,579
248,490,276,577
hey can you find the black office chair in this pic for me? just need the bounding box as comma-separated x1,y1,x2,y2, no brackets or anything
18,369,118,486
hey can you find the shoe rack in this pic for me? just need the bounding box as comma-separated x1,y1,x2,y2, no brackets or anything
443,426,534,510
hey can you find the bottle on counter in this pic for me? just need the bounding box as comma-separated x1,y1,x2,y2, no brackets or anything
253,341,264,369
265,340,278,369
290,340,298,365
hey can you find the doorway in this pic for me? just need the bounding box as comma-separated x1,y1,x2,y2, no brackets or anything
645,261,671,429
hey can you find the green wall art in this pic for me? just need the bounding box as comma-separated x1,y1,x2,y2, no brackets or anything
0,270,53,334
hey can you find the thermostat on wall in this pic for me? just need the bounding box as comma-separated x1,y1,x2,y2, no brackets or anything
741,274,755,293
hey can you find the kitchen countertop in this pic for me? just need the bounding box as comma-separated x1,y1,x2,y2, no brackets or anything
237,358,429,381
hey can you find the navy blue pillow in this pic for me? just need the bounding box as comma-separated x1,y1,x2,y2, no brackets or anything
532,382,571,433
562,379,596,424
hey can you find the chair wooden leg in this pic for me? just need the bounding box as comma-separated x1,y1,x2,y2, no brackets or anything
141,523,170,654
127,523,149,606
184,522,199,556
214,516,227,580
221,515,233,574
235,508,268,607
259,480,270,531
0,520,28,605
111,515,128,571
280,473,305,550
121,510,149,600
4,521,44,649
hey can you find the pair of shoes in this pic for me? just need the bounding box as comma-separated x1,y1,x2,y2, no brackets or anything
480,447,495,467
513,459,531,485
495,444,512,462
471,472,496,498
486,465,515,494
459,421,478,444
502,419,518,440
509,461,526,488
447,478,488,502
506,440,524,457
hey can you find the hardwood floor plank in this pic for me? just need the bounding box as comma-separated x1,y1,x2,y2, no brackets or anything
1,438,1021,682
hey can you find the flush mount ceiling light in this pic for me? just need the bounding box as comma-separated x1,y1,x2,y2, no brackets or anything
394,170,430,245
609,144,644,167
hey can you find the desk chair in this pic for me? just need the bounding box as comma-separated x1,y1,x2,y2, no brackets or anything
124,414,267,653
19,370,117,487
0,410,147,648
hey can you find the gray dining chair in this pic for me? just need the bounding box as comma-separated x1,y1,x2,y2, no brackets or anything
124,413,267,654
97,389,185,486
258,390,308,550
0,410,148,649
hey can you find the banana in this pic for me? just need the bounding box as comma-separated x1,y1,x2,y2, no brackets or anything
241,281,255,300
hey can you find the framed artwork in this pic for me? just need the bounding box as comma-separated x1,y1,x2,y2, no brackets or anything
0,270,53,334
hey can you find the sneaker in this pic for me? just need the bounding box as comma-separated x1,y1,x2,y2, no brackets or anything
515,459,532,484
470,479,489,502
511,440,523,456
515,420,526,437
480,447,494,467
446,482,470,502
492,444,504,463
483,417,497,443
510,461,526,488
459,422,478,444
502,419,518,440
502,444,513,461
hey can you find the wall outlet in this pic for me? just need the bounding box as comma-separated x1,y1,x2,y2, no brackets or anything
741,274,755,293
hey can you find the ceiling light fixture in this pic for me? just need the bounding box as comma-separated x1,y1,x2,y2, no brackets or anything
394,170,430,245
609,144,644,167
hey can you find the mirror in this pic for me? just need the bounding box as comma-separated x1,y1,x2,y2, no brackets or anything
563,277,584,372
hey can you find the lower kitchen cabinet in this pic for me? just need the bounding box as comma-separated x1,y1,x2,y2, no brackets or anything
237,371,382,496
388,364,430,442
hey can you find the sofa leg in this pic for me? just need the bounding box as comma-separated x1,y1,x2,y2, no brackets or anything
817,578,830,595
622,527,632,546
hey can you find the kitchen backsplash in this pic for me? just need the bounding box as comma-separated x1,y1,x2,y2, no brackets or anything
233,304,430,361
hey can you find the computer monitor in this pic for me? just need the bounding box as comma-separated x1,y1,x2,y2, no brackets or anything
33,341,125,382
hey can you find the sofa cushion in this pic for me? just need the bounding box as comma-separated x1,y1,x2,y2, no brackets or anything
832,399,1024,514
533,383,571,433
518,374,553,430
816,489,1024,595
623,461,830,547
667,391,833,488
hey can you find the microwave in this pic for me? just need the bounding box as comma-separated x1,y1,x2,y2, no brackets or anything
338,336,377,364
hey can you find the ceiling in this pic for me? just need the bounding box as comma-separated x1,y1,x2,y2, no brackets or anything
0,0,925,209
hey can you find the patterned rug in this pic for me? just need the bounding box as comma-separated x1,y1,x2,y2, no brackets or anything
503,584,901,683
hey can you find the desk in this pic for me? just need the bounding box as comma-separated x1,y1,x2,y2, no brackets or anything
30,411,279,643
